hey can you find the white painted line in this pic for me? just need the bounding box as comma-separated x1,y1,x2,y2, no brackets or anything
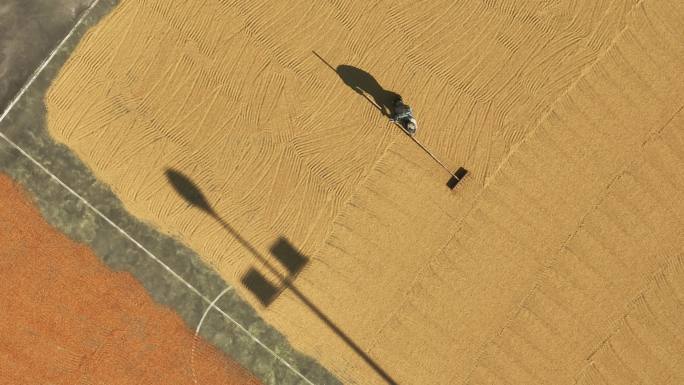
195,288,233,336
191,287,232,385
191,287,316,385
0,133,319,385
0,2,319,384
0,0,101,124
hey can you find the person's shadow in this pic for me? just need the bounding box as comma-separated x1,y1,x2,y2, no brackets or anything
335,65,401,118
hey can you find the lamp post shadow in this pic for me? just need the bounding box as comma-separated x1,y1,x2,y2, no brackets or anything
165,168,400,385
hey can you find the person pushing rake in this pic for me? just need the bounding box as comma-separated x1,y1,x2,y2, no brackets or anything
387,96,467,188
390,98,418,136
312,50,468,189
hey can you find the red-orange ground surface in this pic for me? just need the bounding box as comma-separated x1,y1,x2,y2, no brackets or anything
0,173,261,384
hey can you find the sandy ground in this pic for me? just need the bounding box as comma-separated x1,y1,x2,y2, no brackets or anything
0,172,262,384
44,0,684,384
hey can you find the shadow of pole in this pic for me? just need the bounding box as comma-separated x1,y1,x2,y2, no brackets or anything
165,169,400,385
214,215,399,385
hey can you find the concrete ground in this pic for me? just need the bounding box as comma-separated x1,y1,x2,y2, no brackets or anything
0,1,338,384
0,0,93,107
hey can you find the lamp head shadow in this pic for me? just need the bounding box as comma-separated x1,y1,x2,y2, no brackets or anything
165,168,216,216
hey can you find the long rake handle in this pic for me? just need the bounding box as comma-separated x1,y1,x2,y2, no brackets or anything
311,50,461,181
392,121,462,181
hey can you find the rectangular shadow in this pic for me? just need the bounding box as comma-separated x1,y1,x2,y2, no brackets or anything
241,268,281,306
447,167,468,189
269,237,309,276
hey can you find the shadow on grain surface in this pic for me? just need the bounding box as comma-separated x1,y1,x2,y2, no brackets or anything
165,168,399,385
313,51,401,118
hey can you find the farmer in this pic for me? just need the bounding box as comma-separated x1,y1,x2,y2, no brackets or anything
391,98,417,136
